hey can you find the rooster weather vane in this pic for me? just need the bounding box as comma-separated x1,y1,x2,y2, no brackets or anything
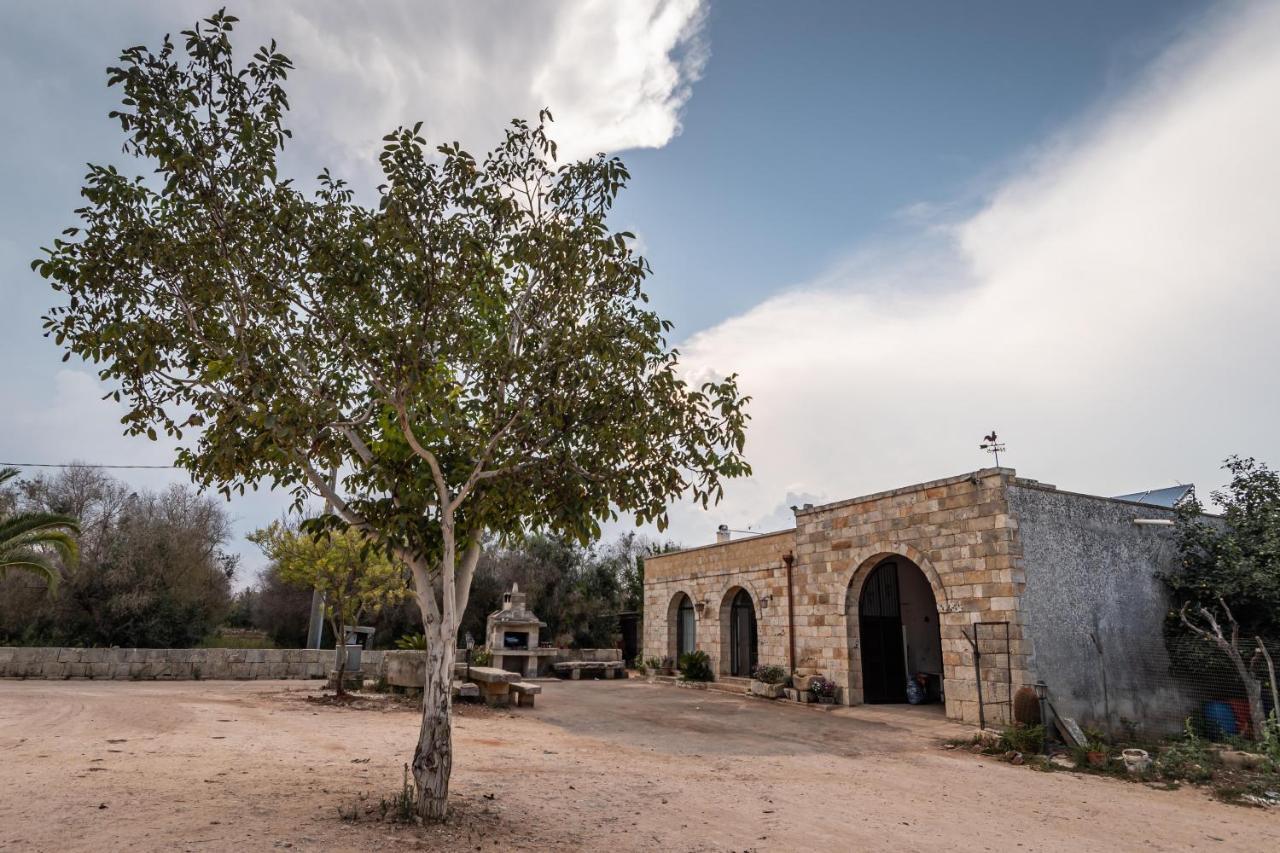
979,431,1006,467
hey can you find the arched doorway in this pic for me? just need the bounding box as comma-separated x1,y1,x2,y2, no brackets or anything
668,592,697,659
855,558,943,704
725,588,758,677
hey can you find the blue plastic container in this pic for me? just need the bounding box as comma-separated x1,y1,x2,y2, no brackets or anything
1204,700,1239,738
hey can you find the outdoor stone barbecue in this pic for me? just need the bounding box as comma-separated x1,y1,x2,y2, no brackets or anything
487,583,559,677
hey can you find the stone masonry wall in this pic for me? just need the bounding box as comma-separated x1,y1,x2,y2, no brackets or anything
642,468,1032,726
643,529,796,675
792,468,1030,725
0,647,386,681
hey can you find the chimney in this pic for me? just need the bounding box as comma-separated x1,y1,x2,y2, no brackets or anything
502,582,525,612
716,524,731,544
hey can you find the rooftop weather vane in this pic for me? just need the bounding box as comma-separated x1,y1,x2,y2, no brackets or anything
979,430,1005,467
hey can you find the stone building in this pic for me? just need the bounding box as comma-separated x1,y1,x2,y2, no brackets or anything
642,467,1188,730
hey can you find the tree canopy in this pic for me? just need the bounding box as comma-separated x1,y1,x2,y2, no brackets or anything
0,466,236,648
1168,455,1280,640
36,10,749,819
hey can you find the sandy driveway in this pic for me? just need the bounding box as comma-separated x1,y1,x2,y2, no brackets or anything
0,678,1275,852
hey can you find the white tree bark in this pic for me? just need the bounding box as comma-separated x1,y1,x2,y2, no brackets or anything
403,539,482,820
1181,601,1266,738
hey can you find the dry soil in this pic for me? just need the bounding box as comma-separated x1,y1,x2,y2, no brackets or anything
0,679,1276,851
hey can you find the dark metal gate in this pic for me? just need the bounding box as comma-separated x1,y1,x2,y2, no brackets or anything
859,560,907,703
964,621,1012,729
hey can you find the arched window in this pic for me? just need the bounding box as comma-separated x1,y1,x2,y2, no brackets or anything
676,594,696,656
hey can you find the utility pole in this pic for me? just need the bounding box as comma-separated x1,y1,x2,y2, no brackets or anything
304,466,337,649
306,588,325,649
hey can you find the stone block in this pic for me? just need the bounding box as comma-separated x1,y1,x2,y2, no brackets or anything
749,680,785,699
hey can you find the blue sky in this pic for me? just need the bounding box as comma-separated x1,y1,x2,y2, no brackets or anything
3,0,1277,582
619,0,1213,331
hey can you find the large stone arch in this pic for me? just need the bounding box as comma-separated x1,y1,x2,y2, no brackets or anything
839,543,950,614
840,543,954,706
717,582,761,677
665,589,698,661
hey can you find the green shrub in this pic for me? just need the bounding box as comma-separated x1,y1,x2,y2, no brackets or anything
753,665,786,685
1001,724,1045,755
1261,711,1280,768
1155,718,1218,783
471,647,493,667
395,633,427,650
677,650,714,682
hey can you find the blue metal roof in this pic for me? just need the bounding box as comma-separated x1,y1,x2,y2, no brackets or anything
1111,484,1193,508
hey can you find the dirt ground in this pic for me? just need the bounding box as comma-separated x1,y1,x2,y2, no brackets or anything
1,679,1277,852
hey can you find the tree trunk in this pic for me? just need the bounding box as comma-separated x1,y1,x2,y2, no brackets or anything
412,629,455,821
1260,639,1280,722
1181,603,1267,739
331,616,347,697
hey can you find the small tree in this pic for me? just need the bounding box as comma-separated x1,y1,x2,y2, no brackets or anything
1168,456,1280,738
251,521,408,693
1179,598,1268,737
37,12,749,819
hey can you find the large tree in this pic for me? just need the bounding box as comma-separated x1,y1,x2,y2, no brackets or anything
37,11,749,819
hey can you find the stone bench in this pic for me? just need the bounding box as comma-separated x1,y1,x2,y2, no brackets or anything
453,664,520,707
452,680,479,700
552,661,625,680
510,681,542,708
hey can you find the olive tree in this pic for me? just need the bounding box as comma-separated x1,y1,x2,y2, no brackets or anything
251,521,408,694
37,11,749,820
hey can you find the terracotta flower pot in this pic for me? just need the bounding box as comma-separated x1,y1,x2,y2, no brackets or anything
1086,750,1108,768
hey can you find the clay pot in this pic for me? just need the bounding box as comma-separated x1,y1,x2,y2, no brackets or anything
1086,750,1108,768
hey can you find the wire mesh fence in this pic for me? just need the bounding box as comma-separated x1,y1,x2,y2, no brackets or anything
1038,633,1280,743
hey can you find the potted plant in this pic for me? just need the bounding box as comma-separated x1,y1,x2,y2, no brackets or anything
750,664,787,699
808,676,838,704
660,656,676,677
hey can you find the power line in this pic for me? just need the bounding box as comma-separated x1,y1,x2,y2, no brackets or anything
0,461,178,470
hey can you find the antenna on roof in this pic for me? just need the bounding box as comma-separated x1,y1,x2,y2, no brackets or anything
979,430,1006,467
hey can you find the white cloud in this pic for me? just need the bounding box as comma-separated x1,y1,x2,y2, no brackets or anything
662,0,1280,545
2,1,710,577
244,0,708,176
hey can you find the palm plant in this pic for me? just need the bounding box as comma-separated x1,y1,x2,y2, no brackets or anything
0,467,79,594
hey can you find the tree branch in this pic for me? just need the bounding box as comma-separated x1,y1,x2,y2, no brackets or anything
392,398,451,508
451,538,482,634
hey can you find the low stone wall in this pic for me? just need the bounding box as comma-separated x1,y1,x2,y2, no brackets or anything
549,648,622,663
0,647,385,681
